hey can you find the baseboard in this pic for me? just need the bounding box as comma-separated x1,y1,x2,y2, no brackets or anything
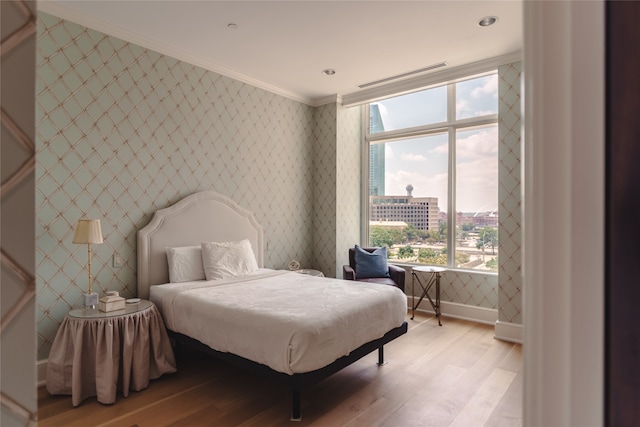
408,296,498,325
408,298,523,343
37,359,47,387
494,320,523,344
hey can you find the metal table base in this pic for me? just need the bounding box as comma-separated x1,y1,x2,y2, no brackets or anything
411,266,446,326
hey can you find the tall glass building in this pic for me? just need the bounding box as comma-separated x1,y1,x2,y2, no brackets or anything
369,104,385,196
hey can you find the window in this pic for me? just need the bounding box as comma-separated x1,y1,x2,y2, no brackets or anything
366,73,499,271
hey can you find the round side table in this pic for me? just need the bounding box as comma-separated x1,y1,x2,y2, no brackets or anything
47,299,176,406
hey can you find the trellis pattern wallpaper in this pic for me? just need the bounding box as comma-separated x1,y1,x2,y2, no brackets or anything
439,271,498,309
335,104,362,275
312,102,362,278
498,61,522,324
312,103,338,277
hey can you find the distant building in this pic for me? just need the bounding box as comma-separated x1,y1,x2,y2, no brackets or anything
369,185,439,231
369,104,385,196
458,212,499,228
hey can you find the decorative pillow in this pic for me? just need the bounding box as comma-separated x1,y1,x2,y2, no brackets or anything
354,245,390,279
166,245,205,283
201,239,259,280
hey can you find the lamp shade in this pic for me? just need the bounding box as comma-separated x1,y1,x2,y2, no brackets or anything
72,219,103,244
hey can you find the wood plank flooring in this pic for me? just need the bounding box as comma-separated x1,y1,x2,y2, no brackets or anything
37,313,522,427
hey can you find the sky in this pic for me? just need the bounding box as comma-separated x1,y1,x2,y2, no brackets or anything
372,74,498,213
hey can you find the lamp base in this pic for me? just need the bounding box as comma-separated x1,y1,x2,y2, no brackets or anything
84,292,98,308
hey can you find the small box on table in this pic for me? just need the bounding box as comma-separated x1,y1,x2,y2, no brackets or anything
98,295,125,312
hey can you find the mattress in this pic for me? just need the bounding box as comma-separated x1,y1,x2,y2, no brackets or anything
150,270,407,375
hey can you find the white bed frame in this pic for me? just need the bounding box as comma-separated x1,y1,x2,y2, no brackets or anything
136,191,407,421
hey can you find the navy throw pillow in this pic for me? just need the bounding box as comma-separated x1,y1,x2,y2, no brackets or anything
354,245,390,279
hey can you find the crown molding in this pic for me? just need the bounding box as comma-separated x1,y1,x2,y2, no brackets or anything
311,94,343,107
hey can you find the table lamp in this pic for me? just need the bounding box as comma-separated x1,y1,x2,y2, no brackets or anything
72,219,103,307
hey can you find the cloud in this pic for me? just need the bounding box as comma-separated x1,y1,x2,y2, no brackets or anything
432,141,448,155
456,127,498,159
456,75,499,118
471,75,498,98
401,153,427,162
456,99,468,115
455,156,498,212
385,144,394,158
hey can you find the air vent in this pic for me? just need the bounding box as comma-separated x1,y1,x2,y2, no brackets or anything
358,62,448,89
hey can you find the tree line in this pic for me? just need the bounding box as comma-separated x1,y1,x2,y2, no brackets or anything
370,222,499,269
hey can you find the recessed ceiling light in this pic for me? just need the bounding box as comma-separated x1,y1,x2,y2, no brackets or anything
478,16,498,27
227,23,238,29
322,69,336,76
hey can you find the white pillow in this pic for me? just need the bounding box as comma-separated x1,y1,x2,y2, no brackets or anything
201,239,259,280
166,246,205,283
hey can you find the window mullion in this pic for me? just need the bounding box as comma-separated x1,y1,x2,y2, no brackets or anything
447,83,456,268
368,122,450,143
362,105,371,245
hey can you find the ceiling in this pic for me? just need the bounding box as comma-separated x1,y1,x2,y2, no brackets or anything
39,1,523,106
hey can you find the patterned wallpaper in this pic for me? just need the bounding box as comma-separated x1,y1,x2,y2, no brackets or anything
439,271,499,309
312,103,338,277
35,13,317,360
312,102,361,278
335,103,362,275
498,62,523,324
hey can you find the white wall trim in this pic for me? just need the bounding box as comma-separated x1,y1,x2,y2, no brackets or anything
523,1,604,426
314,94,343,107
409,297,498,326
37,359,47,387
495,320,523,344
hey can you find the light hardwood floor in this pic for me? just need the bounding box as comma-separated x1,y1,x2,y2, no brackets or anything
37,313,522,427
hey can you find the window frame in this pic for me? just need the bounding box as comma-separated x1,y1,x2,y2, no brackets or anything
362,72,499,271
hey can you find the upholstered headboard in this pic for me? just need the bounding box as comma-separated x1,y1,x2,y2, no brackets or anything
137,191,264,299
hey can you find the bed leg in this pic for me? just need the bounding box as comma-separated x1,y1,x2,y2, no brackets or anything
291,389,302,421
170,336,184,365
377,346,388,366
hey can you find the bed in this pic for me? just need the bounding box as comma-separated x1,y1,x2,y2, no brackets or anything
137,191,408,420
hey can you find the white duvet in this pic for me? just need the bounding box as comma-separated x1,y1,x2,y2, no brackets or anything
150,270,407,375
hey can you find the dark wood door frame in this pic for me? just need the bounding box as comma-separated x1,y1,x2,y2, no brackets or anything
605,1,640,425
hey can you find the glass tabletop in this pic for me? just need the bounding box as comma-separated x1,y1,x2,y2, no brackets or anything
295,269,325,277
68,299,152,319
412,266,447,273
